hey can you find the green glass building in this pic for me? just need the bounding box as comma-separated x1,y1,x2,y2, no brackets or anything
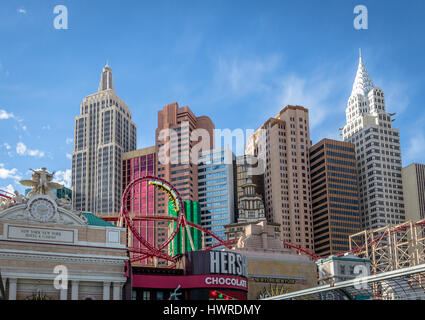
168,201,201,256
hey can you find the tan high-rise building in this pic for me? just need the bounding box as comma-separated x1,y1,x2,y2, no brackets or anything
71,64,137,216
246,105,314,253
154,102,214,262
402,163,425,221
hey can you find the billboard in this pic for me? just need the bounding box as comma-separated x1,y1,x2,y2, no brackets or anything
183,250,248,278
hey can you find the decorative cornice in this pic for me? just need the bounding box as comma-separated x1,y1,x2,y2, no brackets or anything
0,248,128,263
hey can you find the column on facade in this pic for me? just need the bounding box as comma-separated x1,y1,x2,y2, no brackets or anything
1,276,7,299
71,280,79,300
103,282,111,300
112,282,121,300
8,278,17,300
60,286,68,300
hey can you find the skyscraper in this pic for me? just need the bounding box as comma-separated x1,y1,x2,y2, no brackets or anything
402,163,425,222
236,176,266,224
247,105,314,252
224,174,268,243
154,102,214,258
197,147,235,246
310,139,361,257
235,155,265,218
72,64,137,215
341,53,405,229
168,200,201,255
122,146,156,265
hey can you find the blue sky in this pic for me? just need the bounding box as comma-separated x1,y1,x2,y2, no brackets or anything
1,0,425,193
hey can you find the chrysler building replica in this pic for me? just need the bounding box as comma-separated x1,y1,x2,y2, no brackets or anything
341,52,405,230
71,64,137,215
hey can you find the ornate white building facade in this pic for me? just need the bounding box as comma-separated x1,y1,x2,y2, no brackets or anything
0,169,128,300
71,65,137,215
341,53,405,230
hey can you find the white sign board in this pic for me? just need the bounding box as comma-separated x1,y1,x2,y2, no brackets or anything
6,225,75,244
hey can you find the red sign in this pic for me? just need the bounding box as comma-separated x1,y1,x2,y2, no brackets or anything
132,274,248,291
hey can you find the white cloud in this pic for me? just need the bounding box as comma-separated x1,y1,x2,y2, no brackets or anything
3,143,11,150
0,164,21,180
275,74,344,130
14,123,27,132
0,184,15,194
66,153,72,160
375,78,410,115
16,142,26,155
1,109,27,131
16,142,45,158
42,125,51,130
27,149,45,157
66,138,73,144
404,130,425,166
0,109,14,120
17,8,27,14
212,54,280,99
203,54,350,135
53,169,71,188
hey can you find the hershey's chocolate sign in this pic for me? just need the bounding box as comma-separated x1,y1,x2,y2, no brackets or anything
209,251,248,278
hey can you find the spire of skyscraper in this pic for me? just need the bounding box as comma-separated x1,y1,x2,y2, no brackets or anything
342,51,406,231
98,64,114,92
351,50,374,96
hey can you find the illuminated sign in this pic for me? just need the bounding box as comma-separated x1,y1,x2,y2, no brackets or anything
132,274,247,291
209,290,235,300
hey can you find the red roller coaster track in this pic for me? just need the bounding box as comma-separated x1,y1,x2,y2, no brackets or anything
0,189,15,202
6,179,421,268
119,175,424,265
119,175,235,266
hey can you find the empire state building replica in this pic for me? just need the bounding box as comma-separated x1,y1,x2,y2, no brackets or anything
341,52,405,230
71,64,137,215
